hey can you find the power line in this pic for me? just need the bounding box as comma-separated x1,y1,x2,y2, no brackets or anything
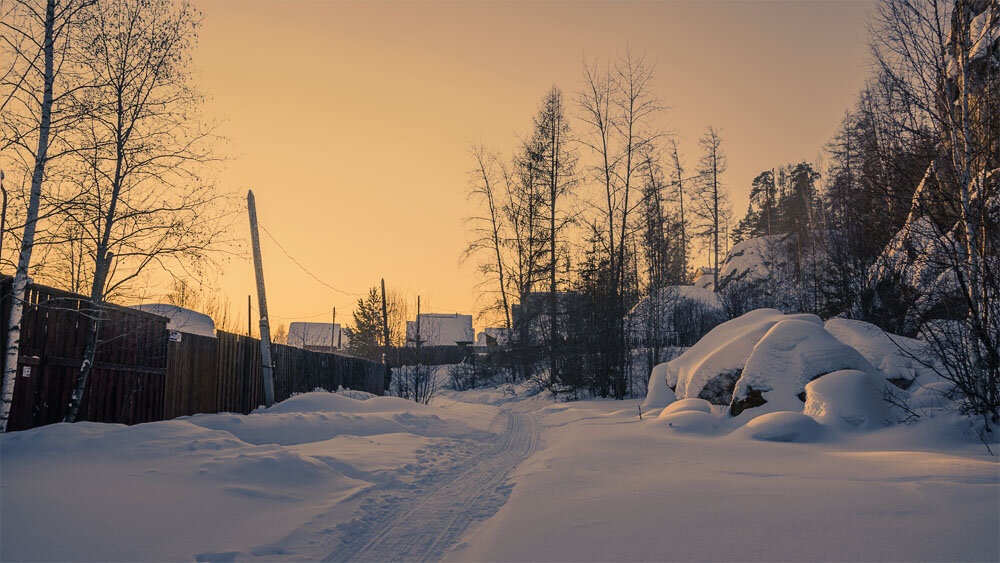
257,221,362,298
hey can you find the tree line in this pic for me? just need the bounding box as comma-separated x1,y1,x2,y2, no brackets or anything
465,48,735,399
464,0,998,438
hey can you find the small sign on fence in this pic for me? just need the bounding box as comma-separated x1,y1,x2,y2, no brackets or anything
169,331,183,342
21,366,31,378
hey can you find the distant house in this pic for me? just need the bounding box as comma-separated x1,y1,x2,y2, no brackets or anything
476,327,509,347
288,322,349,351
131,304,215,338
405,313,474,347
692,267,718,290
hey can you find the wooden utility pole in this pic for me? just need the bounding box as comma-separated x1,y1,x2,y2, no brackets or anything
331,307,336,353
415,295,421,348
247,190,275,407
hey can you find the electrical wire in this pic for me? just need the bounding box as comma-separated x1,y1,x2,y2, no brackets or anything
257,221,362,298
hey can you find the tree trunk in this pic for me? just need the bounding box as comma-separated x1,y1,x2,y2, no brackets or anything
1,0,57,432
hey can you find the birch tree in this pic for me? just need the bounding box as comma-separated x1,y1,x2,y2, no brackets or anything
0,0,92,431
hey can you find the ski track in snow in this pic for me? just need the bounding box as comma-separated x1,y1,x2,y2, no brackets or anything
324,410,539,562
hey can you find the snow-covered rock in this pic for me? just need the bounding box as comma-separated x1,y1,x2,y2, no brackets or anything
653,309,820,406
910,381,958,411
661,398,713,415
730,318,875,416
803,369,892,431
737,411,826,443
641,362,676,409
655,410,719,434
824,318,934,389
716,236,789,291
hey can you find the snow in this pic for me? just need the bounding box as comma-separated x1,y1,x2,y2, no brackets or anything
660,397,712,415
3,352,998,562
406,313,475,346
655,409,719,434
824,318,937,388
1,392,499,562
640,361,676,409
803,369,892,431
131,303,215,337
732,318,876,415
735,410,827,442
647,309,820,407
910,381,958,411
448,400,999,562
287,322,346,349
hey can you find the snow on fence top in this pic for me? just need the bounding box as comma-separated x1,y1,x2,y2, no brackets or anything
132,303,215,338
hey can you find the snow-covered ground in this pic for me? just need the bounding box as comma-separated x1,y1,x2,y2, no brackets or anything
449,400,999,562
3,344,999,561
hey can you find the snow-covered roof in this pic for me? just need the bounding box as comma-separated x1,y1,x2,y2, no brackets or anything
288,322,346,349
131,304,216,337
405,314,474,346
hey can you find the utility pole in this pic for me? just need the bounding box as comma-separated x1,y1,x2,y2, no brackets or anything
247,294,251,337
331,307,336,353
415,295,421,348
247,190,275,407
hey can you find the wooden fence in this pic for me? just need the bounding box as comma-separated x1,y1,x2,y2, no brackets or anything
2,277,387,430
0,278,169,431
164,331,386,418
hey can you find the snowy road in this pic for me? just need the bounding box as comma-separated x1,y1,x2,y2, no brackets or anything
326,410,540,562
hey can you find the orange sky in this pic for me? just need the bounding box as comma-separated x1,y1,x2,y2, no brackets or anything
192,0,874,332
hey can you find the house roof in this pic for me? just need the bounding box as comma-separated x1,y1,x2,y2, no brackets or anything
288,322,345,348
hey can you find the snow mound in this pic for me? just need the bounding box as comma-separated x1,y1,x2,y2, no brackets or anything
911,382,958,410
803,369,892,431
651,309,821,406
731,318,875,416
661,398,712,415
336,386,376,400
656,410,718,434
641,362,676,409
737,411,826,443
262,391,424,414
824,318,934,388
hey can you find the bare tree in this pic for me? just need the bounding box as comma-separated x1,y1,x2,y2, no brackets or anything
669,139,690,281
532,86,575,350
62,0,227,422
577,48,663,398
464,144,512,332
691,126,731,289
0,0,92,431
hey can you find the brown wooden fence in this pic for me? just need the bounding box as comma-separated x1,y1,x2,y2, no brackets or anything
1,278,169,431
164,331,386,418
2,277,387,430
